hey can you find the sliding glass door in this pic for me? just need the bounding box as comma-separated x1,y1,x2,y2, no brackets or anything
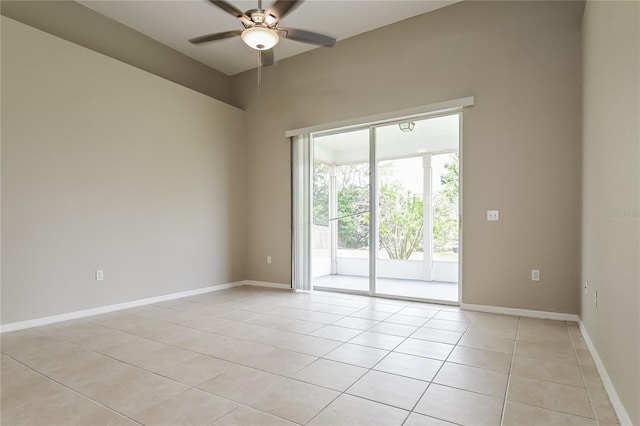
309,113,460,303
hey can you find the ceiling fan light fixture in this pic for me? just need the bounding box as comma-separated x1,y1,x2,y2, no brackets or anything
241,27,279,50
399,121,415,132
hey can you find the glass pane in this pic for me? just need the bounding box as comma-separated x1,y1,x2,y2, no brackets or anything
312,161,331,279
312,128,370,292
375,114,459,302
432,153,459,261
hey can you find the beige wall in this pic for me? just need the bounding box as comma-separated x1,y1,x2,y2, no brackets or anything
581,1,640,424
232,1,584,314
1,0,234,106
1,17,246,324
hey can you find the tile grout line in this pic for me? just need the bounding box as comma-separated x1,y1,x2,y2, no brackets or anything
161,294,413,424
304,305,452,425
119,289,362,424
10,309,323,424
498,315,521,426
2,352,142,425
497,319,602,424
572,323,606,426
398,311,476,425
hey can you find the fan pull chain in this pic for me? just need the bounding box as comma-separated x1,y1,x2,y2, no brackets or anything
257,51,262,94
257,0,263,94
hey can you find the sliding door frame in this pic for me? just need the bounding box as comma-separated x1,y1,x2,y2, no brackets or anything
292,98,473,304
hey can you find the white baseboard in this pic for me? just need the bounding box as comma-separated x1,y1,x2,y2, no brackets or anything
243,280,292,290
460,303,580,322
578,320,633,426
0,281,245,333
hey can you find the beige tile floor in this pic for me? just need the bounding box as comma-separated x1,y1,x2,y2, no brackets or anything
0,286,619,426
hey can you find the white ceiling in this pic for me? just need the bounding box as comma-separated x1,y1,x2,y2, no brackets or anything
78,0,459,76
315,114,459,164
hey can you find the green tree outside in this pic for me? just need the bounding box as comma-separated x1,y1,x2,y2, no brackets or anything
379,182,424,259
313,162,329,227
313,153,458,260
433,153,459,254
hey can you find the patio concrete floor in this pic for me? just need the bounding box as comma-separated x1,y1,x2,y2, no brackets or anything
313,274,458,303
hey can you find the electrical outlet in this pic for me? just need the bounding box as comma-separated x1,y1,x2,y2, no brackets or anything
266,256,272,264
531,269,540,281
487,210,500,221
96,270,104,281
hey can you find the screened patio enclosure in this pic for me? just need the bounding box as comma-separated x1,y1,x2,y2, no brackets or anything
311,113,460,303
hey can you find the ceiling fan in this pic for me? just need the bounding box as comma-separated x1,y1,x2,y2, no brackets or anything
189,0,337,67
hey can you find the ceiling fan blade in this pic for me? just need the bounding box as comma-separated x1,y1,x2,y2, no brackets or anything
267,0,302,20
261,49,275,66
210,0,244,18
189,30,242,44
209,0,252,26
281,28,336,47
